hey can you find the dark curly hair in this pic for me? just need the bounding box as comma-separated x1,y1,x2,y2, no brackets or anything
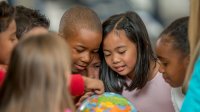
15,5,50,39
159,17,189,56
0,1,15,32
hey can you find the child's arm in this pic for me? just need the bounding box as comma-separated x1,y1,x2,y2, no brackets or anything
70,74,104,96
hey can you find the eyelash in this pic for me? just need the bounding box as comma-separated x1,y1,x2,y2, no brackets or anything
104,51,126,57
104,53,111,57
10,37,17,41
118,50,126,54
163,63,168,66
94,64,100,68
160,62,168,66
76,49,84,53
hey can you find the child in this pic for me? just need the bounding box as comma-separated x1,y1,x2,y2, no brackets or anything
0,33,75,112
59,5,102,75
86,53,100,79
59,5,103,107
100,11,174,112
74,54,101,106
15,5,50,39
155,17,189,112
0,1,18,86
0,4,49,86
71,54,101,106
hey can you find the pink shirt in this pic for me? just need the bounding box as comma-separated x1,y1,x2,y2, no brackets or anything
65,109,72,112
122,72,175,112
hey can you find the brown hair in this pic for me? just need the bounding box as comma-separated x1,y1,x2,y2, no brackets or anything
15,5,50,39
0,1,15,32
59,5,102,38
182,0,200,93
0,33,74,112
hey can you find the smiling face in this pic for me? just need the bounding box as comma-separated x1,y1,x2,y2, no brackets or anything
0,20,18,65
156,37,189,87
103,30,137,77
66,29,102,73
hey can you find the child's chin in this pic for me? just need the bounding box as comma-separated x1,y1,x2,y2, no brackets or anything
117,72,128,77
170,83,182,88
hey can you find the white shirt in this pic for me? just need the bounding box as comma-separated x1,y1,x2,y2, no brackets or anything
171,87,185,112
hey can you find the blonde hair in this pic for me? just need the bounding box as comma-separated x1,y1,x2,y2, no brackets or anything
182,0,200,93
0,33,75,112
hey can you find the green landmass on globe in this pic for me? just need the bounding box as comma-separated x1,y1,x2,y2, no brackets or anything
97,93,131,106
78,92,137,112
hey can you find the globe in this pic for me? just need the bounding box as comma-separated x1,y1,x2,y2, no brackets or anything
78,92,137,112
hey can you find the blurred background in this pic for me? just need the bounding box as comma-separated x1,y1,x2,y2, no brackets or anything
5,0,189,45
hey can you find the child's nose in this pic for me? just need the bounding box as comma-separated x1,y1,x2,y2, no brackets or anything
112,54,120,64
81,52,91,63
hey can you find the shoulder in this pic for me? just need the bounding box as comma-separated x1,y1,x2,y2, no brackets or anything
148,72,165,83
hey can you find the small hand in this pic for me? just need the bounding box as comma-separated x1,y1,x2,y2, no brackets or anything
75,91,94,108
83,76,104,94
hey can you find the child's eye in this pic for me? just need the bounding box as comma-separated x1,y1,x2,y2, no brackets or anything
75,48,85,53
160,62,168,67
163,63,168,66
94,63,100,69
10,38,16,42
10,36,17,42
103,51,111,57
158,59,168,67
118,50,126,54
104,53,111,57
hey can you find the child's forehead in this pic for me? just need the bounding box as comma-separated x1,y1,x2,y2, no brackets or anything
158,35,176,46
73,28,101,39
156,38,183,59
104,30,130,43
157,38,174,50
65,25,101,36
67,29,102,48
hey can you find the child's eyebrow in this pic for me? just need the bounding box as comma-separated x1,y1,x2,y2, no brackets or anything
76,44,86,48
103,49,110,52
115,46,126,50
103,46,126,51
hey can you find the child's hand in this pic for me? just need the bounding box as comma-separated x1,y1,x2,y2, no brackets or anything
75,92,94,108
83,76,104,94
